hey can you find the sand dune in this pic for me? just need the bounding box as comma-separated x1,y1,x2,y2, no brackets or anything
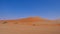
0,17,60,34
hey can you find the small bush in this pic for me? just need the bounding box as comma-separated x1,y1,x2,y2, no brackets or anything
32,24,36,26
3,21,7,24
14,22,18,24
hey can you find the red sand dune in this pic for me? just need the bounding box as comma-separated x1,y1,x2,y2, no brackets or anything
0,16,60,25
0,16,60,34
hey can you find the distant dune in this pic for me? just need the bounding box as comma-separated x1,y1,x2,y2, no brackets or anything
0,16,60,24
0,16,60,34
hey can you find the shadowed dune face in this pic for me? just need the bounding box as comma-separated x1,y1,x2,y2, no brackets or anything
0,17,60,34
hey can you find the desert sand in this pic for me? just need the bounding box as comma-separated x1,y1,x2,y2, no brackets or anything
0,17,60,34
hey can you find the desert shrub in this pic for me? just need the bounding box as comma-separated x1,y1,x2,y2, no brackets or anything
2,21,7,24
14,22,18,24
32,24,36,26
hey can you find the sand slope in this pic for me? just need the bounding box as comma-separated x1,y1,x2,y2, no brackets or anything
0,17,60,34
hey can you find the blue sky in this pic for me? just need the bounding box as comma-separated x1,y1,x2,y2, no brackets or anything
0,0,60,20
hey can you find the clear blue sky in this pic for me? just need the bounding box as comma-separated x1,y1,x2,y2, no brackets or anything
0,0,60,20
